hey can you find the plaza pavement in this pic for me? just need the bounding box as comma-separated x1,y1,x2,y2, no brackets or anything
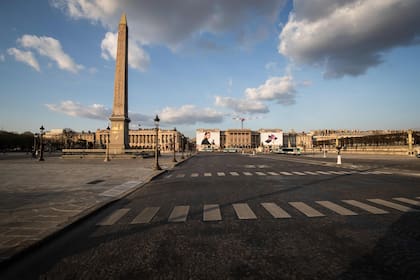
0,153,189,265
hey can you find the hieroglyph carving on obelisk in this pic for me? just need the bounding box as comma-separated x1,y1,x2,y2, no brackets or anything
109,13,130,154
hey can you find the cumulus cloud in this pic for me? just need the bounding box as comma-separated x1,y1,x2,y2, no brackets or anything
279,0,420,78
101,32,150,71
46,100,111,120
215,96,269,114
245,76,296,105
15,35,83,73
51,0,286,49
7,48,40,71
46,100,151,124
159,105,224,125
0,54,5,62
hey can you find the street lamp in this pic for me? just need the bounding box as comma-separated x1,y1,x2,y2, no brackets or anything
172,127,177,163
39,125,45,161
154,115,161,170
104,126,110,162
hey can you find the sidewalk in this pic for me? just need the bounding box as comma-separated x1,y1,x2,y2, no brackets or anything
0,154,189,264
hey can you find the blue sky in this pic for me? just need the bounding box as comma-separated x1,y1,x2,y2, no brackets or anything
1,0,419,137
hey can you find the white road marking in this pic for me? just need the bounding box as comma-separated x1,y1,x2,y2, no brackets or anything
232,203,257,220
261,203,291,218
316,171,332,175
204,173,212,177
255,172,266,176
280,171,293,176
245,165,256,168
230,172,239,176
97,208,130,226
303,171,318,175
217,172,226,176
176,174,185,178
203,204,222,221
166,174,173,178
342,200,388,214
393,197,420,206
292,171,306,176
191,173,199,177
367,199,419,212
243,172,253,176
315,201,357,216
131,207,160,224
267,172,279,176
168,206,190,222
258,165,269,168
289,202,325,217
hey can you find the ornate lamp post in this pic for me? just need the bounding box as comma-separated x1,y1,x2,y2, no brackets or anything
39,125,45,161
104,125,110,162
172,127,177,162
154,115,161,170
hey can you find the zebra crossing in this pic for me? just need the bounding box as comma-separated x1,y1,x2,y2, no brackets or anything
96,197,419,226
164,170,392,179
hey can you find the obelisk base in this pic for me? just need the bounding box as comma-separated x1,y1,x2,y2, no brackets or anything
109,116,130,155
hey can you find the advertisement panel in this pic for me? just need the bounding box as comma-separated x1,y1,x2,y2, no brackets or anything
260,131,283,147
196,129,220,151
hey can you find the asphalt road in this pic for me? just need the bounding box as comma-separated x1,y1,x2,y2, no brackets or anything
2,153,420,279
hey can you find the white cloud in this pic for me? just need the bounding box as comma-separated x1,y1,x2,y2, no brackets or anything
46,100,151,124
159,105,224,125
101,32,150,71
7,48,40,71
0,54,5,62
51,0,286,49
46,100,111,120
215,96,269,114
245,76,296,105
279,0,420,78
17,35,83,73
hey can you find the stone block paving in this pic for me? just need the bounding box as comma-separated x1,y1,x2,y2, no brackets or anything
0,154,183,263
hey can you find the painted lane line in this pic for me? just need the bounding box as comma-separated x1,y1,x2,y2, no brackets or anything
261,203,291,218
166,174,173,178
131,207,160,224
315,201,357,216
267,172,279,176
204,173,212,177
292,171,306,176
303,171,319,175
191,173,199,177
217,172,226,176
203,204,222,221
393,197,420,206
289,202,325,217
243,172,253,176
342,200,388,214
280,171,293,176
97,208,130,226
316,171,331,175
230,172,240,176
255,172,266,176
168,206,190,222
367,199,419,212
232,203,257,220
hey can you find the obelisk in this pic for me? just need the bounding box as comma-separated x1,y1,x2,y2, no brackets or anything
109,13,130,154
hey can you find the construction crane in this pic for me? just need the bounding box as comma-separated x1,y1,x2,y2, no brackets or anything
232,117,246,129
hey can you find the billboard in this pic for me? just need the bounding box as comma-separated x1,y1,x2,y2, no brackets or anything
196,129,220,150
260,131,283,147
